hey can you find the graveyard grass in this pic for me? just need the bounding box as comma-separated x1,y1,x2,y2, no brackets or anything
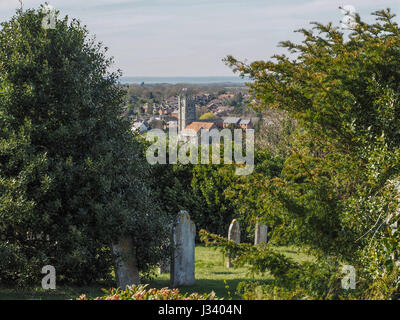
0,245,312,300
151,244,312,300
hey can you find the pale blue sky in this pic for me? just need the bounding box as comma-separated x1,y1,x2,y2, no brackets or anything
1,0,399,76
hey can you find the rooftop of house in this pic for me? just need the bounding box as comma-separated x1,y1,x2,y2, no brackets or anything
240,119,251,125
132,121,149,133
217,106,234,111
224,117,241,124
218,93,235,99
184,121,215,133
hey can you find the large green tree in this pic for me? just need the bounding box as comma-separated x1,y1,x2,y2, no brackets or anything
0,6,169,286
202,9,400,299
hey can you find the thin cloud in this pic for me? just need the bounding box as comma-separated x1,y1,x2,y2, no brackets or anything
1,0,399,76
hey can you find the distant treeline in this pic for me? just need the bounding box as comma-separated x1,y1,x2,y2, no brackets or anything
123,83,248,108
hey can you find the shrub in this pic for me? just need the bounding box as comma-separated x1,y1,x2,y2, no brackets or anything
223,9,400,298
77,284,221,300
0,6,170,285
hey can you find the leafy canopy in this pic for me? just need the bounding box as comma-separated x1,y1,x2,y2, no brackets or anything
0,6,169,285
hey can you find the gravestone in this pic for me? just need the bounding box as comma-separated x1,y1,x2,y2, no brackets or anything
112,237,140,289
227,219,240,268
158,261,170,275
170,210,196,287
254,221,268,245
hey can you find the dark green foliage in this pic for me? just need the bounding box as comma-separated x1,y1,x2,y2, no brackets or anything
152,146,283,243
219,9,400,298
199,230,348,299
0,7,170,286
153,161,238,240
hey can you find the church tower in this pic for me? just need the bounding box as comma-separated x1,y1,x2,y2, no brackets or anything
178,89,196,133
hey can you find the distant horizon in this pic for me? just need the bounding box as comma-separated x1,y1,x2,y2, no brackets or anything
123,75,240,77
119,75,249,85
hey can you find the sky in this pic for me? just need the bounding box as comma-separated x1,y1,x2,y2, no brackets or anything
1,0,399,77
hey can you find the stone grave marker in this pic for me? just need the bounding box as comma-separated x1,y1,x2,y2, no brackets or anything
112,236,140,289
254,221,268,245
227,219,240,268
170,210,196,287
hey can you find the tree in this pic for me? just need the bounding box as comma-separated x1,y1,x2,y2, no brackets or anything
199,112,216,120
152,142,258,241
0,6,170,286
230,92,243,107
201,9,400,299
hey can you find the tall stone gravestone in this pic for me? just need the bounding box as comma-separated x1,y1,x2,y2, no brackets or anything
254,221,268,245
112,237,140,289
227,219,240,268
171,210,196,287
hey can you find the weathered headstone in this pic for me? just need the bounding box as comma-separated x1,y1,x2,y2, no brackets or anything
171,210,196,287
112,237,140,289
227,219,240,268
158,261,170,275
254,221,268,245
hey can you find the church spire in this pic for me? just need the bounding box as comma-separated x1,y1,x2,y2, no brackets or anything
178,88,196,133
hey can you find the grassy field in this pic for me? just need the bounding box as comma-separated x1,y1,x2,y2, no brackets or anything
150,245,268,299
0,244,311,300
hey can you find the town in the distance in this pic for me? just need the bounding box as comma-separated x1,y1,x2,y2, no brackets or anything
122,82,258,135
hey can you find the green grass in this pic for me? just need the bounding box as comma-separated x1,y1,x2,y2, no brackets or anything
0,244,312,300
149,245,267,299
0,285,105,300
151,244,312,300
